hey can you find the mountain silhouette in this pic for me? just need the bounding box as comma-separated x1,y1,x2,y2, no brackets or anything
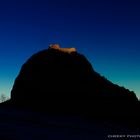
0,45,140,139
11,46,138,101
7,45,139,118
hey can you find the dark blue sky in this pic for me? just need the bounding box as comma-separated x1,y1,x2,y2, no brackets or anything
0,0,140,98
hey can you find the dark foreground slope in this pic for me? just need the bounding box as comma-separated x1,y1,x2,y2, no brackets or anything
0,47,140,139
0,107,140,140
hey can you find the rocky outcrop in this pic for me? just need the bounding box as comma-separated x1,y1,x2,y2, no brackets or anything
8,45,139,121
49,44,77,53
11,46,137,100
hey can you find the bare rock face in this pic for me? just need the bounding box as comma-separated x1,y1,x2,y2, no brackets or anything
49,44,77,53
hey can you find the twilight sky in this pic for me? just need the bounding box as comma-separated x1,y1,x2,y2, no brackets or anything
0,0,140,99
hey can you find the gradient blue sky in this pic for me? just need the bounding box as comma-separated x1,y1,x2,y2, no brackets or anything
0,0,140,99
